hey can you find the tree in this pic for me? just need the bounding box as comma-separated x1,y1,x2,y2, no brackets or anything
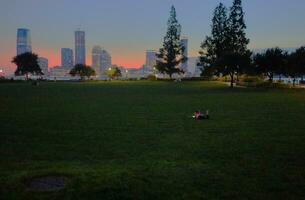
254,48,287,82
70,64,96,80
285,47,305,86
227,0,250,54
12,52,43,80
224,0,251,82
199,3,229,77
107,67,122,79
215,52,251,87
198,0,251,87
156,6,186,79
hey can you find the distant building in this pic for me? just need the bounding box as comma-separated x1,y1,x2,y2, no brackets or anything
100,49,112,74
92,45,102,75
17,28,32,55
61,48,74,67
188,57,201,77
49,66,71,77
75,30,86,65
180,37,188,74
145,50,157,68
91,46,112,76
38,57,49,75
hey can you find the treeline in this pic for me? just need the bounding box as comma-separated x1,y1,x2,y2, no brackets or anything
155,0,305,87
198,0,305,87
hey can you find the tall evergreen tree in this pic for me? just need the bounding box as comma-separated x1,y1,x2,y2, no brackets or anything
156,6,186,79
199,3,228,77
227,0,249,54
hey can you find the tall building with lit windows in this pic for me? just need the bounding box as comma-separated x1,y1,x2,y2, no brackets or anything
92,46,112,76
145,50,157,68
92,45,102,75
17,28,32,55
75,30,86,65
61,48,74,67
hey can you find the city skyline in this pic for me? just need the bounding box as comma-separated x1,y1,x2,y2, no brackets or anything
1,0,305,74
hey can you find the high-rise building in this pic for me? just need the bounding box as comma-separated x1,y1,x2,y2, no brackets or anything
61,48,74,67
92,45,102,75
38,57,49,75
75,30,86,65
17,28,32,55
91,46,112,76
180,37,188,73
145,50,157,68
101,49,112,74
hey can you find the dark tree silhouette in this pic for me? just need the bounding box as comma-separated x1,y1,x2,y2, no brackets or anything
156,6,187,79
215,52,251,87
227,0,250,54
199,0,251,87
12,52,43,80
225,0,251,82
199,3,229,77
285,47,305,86
254,48,287,82
70,64,96,80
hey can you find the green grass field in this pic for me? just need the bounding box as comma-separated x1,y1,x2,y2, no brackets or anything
1,81,305,200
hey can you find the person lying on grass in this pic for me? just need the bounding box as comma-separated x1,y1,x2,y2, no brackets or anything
193,110,209,120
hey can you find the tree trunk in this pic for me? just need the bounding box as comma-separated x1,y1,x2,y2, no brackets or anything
230,74,234,88
268,73,273,83
293,78,296,87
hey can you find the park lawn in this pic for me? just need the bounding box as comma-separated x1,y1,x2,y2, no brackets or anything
0,81,305,200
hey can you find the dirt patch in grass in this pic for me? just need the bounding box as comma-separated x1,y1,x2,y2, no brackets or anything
24,176,68,191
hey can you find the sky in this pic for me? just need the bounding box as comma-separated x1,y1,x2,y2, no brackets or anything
1,0,305,74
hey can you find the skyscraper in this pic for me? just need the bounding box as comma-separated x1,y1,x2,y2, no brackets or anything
145,50,157,68
38,57,49,75
180,37,188,73
61,48,74,67
92,45,102,75
101,49,112,73
75,30,86,65
17,28,32,55
92,46,112,76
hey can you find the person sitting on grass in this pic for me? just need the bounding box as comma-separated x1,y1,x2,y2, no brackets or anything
193,110,210,120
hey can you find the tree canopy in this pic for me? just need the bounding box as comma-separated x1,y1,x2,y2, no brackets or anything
70,64,96,80
156,6,187,79
199,0,251,87
12,52,43,79
107,67,122,79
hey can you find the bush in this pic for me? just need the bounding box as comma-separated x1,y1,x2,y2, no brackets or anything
240,76,263,83
147,75,157,81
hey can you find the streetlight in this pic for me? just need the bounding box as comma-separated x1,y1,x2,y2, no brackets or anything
125,69,128,79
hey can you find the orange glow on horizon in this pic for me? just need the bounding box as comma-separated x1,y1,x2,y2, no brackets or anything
1,48,146,72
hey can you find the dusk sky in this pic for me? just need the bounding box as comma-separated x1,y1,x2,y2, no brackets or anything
1,0,305,74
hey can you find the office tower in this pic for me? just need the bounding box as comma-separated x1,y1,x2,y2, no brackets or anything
91,46,112,75
145,50,157,68
17,28,32,55
92,45,102,75
38,57,49,75
100,49,112,74
180,37,188,72
75,30,86,65
61,48,74,67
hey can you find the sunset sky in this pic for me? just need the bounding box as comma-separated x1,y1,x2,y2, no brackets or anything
1,0,305,74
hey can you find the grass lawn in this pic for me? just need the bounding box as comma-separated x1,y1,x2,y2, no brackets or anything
0,81,305,200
